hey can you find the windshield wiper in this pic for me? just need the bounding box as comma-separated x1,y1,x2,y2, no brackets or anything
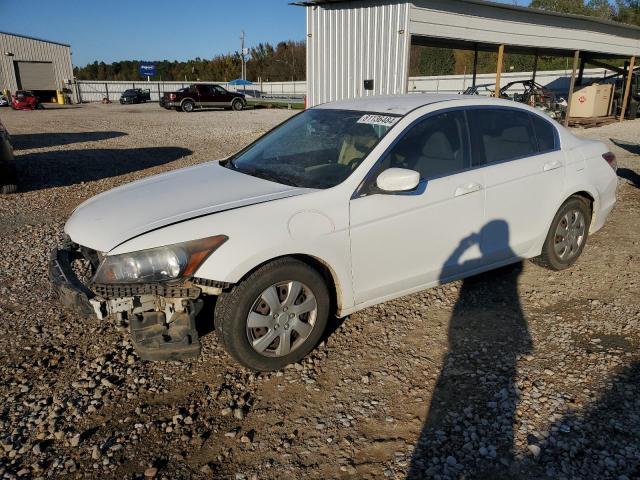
239,167,301,187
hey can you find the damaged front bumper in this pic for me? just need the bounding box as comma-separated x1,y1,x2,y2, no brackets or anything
49,242,223,361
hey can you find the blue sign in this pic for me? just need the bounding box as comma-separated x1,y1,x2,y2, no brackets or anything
139,62,156,77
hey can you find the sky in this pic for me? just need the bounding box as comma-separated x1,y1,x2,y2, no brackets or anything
1,0,522,67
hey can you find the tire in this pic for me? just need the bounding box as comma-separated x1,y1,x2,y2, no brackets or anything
0,184,17,194
231,98,244,111
532,196,591,271
181,100,195,113
215,258,330,371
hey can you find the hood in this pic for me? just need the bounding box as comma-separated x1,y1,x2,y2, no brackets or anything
65,161,310,252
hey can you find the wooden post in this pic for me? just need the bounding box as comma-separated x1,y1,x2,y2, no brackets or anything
620,56,636,122
577,58,586,87
531,51,538,83
494,44,505,97
564,50,580,128
472,43,478,88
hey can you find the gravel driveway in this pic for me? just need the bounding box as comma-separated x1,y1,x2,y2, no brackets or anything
0,103,638,480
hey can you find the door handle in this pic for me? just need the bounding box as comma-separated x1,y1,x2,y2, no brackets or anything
544,160,562,172
454,182,482,197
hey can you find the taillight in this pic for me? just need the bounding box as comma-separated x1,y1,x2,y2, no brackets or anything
169,93,176,100
602,152,617,171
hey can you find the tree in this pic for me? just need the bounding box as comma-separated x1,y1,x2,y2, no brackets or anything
409,46,455,76
614,0,640,25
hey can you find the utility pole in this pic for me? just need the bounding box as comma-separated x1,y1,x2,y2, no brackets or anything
240,30,246,81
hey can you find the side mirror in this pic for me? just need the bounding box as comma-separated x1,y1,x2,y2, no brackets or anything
376,168,420,193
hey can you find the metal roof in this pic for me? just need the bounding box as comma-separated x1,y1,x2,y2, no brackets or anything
0,31,70,48
293,0,640,33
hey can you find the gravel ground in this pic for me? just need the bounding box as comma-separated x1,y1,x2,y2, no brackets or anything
0,103,638,480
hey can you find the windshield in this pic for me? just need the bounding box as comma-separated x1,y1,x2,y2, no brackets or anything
228,109,399,189
123,89,137,95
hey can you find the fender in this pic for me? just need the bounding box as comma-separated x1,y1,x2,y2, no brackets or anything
525,184,600,258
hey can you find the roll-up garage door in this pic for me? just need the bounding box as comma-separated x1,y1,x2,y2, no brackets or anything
14,61,56,90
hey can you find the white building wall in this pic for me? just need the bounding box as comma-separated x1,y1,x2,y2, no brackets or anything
306,0,410,107
305,0,640,107
0,32,75,101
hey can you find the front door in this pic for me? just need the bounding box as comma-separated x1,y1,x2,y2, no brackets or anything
213,85,232,107
349,110,486,306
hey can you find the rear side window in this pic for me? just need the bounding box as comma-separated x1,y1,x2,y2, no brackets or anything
467,108,537,165
531,114,558,152
380,110,468,179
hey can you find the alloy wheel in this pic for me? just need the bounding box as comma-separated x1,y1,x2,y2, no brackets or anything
554,208,586,261
246,281,318,357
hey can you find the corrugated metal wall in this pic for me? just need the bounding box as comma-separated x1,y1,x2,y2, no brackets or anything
0,32,75,102
76,80,308,103
306,1,410,107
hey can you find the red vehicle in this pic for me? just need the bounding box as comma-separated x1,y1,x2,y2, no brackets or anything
11,90,42,110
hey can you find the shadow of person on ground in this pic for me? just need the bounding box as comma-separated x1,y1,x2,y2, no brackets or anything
617,168,640,188
520,360,640,478
611,138,640,156
11,131,127,150
16,147,192,191
409,220,532,479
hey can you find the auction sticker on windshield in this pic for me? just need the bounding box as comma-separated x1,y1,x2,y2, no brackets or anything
357,114,400,127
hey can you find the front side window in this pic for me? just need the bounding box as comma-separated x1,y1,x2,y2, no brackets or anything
378,110,468,179
213,86,227,95
228,109,398,189
467,108,538,165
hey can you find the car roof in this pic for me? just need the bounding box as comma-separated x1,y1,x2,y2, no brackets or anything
313,94,518,116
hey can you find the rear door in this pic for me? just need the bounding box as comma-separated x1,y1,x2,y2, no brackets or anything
195,85,214,107
468,107,565,261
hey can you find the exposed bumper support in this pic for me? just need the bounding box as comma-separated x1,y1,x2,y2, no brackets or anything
49,246,206,360
49,248,104,318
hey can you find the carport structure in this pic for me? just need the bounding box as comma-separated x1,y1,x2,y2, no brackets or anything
296,0,640,124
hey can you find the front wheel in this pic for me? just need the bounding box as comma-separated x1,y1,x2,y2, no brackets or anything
215,258,330,371
533,196,591,271
231,99,244,111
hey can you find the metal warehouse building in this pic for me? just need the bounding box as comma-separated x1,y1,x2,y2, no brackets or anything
0,31,75,103
300,0,640,122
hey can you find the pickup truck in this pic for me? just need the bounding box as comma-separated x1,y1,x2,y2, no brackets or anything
160,84,246,112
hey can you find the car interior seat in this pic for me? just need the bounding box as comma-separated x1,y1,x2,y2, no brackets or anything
338,124,379,167
415,121,464,178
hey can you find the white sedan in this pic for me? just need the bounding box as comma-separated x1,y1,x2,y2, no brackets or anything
51,95,618,371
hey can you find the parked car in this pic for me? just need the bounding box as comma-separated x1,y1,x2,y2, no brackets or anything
119,88,151,104
160,84,246,112
0,117,18,194
11,90,41,110
0,95,9,107
50,95,617,371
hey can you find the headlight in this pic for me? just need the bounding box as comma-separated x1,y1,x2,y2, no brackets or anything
92,235,228,284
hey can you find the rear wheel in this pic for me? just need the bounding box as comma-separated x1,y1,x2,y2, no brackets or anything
182,100,195,113
533,196,591,271
215,258,329,371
